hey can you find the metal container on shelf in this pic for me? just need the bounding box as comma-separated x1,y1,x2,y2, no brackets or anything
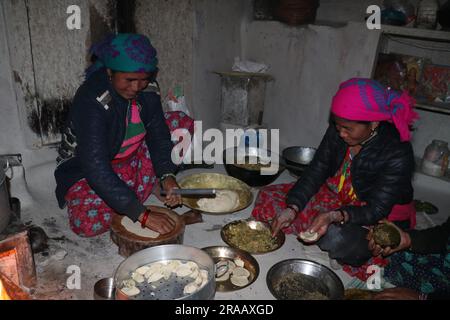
421,140,449,177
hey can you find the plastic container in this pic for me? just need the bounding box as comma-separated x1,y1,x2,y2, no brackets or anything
421,140,449,177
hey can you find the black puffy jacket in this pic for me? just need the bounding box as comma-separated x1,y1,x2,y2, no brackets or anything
286,122,415,226
54,68,177,221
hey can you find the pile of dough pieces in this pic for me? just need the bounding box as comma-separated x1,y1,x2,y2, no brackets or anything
121,260,209,297
197,190,239,213
215,257,251,287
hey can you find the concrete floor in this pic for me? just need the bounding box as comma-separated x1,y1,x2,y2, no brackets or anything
9,153,450,300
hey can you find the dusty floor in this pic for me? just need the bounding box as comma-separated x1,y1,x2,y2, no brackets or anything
8,153,450,300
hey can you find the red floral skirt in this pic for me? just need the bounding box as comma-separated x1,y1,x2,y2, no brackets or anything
65,111,194,237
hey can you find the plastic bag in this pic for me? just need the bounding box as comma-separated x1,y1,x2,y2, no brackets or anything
166,85,191,116
232,57,269,73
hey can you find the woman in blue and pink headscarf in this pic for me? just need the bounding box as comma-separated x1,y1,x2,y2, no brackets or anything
253,78,419,275
54,34,194,237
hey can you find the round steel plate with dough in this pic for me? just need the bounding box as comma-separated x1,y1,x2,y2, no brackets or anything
178,173,253,214
202,246,259,292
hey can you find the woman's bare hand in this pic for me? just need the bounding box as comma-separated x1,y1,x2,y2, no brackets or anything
139,210,175,235
367,220,412,257
161,176,183,208
373,288,420,300
271,208,296,237
302,212,336,243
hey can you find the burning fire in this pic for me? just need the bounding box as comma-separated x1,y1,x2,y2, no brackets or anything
0,279,11,300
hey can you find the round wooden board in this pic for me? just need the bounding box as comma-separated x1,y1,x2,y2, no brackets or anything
110,206,185,257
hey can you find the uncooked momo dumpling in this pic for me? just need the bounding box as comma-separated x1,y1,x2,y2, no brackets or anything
131,272,145,283
299,230,319,242
230,275,249,287
183,282,199,295
121,286,140,297
232,267,250,278
176,264,193,277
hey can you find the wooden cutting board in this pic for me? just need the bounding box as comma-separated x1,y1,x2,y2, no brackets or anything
110,206,202,257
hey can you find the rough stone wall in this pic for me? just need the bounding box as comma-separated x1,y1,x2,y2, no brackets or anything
244,21,381,149
192,0,248,129
134,0,194,113
2,0,114,146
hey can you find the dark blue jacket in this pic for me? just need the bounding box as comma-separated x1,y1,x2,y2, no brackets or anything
54,68,177,221
286,122,415,226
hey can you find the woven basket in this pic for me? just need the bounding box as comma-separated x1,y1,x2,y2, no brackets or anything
274,0,320,25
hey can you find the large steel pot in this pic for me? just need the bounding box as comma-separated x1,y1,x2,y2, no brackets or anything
114,244,216,300
0,160,11,233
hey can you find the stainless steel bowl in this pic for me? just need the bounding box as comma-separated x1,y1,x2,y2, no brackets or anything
282,146,317,177
93,277,115,300
114,245,216,300
266,259,344,300
202,246,259,292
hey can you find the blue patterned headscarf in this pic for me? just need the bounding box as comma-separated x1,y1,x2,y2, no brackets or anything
85,33,158,79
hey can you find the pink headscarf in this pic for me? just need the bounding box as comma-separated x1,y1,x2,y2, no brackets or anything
331,78,419,142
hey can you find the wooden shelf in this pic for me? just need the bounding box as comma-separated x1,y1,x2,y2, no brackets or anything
415,101,450,115
381,24,450,42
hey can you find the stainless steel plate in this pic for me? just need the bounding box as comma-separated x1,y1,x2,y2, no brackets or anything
221,219,285,254
266,259,344,300
202,246,259,292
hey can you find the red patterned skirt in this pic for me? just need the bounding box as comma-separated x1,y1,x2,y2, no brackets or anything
64,111,194,237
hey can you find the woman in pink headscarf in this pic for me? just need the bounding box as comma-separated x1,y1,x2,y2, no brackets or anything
253,78,419,269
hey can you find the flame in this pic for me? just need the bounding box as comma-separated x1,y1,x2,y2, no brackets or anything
0,279,11,300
